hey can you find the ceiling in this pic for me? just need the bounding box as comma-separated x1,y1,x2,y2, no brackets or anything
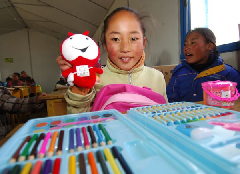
0,0,115,40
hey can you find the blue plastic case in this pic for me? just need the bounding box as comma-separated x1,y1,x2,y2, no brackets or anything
128,102,240,174
0,109,205,174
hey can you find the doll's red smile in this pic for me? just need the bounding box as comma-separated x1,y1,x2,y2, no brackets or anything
72,46,89,53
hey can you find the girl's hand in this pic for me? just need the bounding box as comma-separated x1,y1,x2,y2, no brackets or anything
36,92,47,103
56,56,72,72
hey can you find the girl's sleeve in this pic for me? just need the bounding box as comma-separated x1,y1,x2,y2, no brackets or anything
166,72,181,103
64,87,96,114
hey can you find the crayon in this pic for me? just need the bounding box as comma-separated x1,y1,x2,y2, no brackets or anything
48,131,58,157
28,133,45,160
20,162,32,174
38,132,52,158
9,136,31,163
82,127,90,149
112,146,133,174
88,152,98,174
69,156,76,174
42,159,52,174
69,129,75,153
87,126,98,148
96,150,109,174
30,161,42,174
19,134,38,162
57,130,64,155
103,148,121,174
9,165,20,174
76,128,83,151
93,124,105,146
52,158,61,174
78,153,87,174
98,124,112,145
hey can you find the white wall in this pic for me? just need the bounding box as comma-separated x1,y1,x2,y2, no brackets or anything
0,29,61,93
93,0,181,66
220,50,240,70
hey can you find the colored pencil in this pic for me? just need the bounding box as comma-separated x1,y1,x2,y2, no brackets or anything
103,148,121,174
9,165,20,174
96,150,109,174
88,152,98,174
69,155,76,174
57,130,64,155
82,127,90,149
30,161,42,174
20,162,32,174
19,134,38,162
69,129,75,153
56,117,115,127
9,136,31,163
87,126,98,148
1,168,9,174
38,132,52,158
42,159,52,174
28,133,45,160
47,131,58,157
112,146,133,174
76,128,83,151
52,158,61,174
98,124,112,145
78,153,86,174
93,124,105,146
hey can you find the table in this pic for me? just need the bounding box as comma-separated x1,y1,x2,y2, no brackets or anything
42,89,68,116
8,86,30,98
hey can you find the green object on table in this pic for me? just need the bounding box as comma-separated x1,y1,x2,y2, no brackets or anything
21,134,38,157
98,124,112,144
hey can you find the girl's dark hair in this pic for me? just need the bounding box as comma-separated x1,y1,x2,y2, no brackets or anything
101,7,147,46
13,72,21,78
186,28,218,55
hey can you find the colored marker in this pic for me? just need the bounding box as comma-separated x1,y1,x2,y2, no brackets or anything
98,124,112,145
103,148,121,174
30,160,42,174
96,150,109,174
9,165,20,174
57,130,64,155
76,128,83,151
82,127,90,149
52,158,61,174
28,133,45,160
78,153,87,174
87,126,98,148
20,162,32,174
9,136,31,163
88,152,98,174
69,129,75,153
42,159,52,174
19,134,38,162
69,156,76,174
48,131,58,157
38,132,52,158
112,146,133,174
93,124,105,146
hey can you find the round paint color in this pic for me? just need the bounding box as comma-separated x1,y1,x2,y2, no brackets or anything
64,118,75,123
78,117,88,121
102,114,112,117
35,122,48,128
33,129,45,133
50,120,62,126
91,115,100,119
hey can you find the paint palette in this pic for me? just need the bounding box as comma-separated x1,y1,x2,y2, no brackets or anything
128,102,240,174
0,109,206,174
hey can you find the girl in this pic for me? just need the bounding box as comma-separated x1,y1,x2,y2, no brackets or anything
57,7,167,114
167,28,240,102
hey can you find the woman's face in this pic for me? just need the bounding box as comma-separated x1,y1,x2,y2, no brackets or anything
183,32,213,64
104,10,146,71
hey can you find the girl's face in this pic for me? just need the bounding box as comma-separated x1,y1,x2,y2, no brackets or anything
12,74,18,81
104,11,146,71
183,32,214,64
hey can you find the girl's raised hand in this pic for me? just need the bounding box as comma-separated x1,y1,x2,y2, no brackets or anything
56,56,72,72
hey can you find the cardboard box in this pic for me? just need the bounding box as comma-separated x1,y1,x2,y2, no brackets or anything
152,65,177,85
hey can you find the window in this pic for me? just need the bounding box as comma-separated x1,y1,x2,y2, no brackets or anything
180,0,240,58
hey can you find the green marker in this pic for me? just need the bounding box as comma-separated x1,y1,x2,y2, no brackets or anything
18,134,38,162
98,124,112,145
9,165,20,174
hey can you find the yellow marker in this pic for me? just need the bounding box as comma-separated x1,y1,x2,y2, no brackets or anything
69,156,76,174
103,148,121,174
20,162,32,174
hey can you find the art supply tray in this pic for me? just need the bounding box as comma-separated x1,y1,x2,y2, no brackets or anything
127,102,240,174
0,110,205,174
